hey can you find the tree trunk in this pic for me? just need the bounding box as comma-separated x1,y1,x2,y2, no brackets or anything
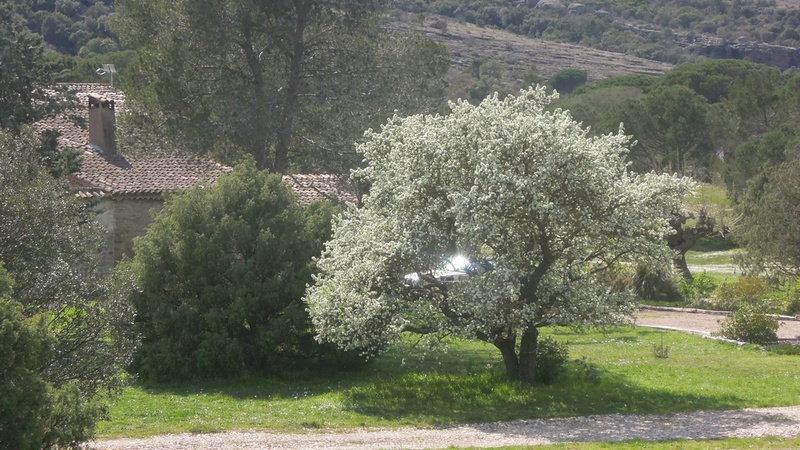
274,0,308,173
673,253,693,282
518,327,539,385
239,27,272,172
492,336,519,380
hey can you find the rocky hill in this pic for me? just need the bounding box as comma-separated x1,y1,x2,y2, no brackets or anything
393,12,675,86
394,0,800,86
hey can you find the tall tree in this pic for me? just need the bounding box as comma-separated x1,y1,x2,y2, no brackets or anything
0,2,59,131
112,0,449,173
305,88,693,385
0,3,82,177
725,68,784,138
736,158,800,277
601,85,713,178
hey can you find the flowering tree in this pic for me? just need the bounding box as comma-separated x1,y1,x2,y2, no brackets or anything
305,87,693,384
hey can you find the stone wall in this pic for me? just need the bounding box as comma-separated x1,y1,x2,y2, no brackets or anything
94,198,163,273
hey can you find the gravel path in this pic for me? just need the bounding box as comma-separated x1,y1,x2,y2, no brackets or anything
91,406,800,449
91,309,800,449
637,307,800,341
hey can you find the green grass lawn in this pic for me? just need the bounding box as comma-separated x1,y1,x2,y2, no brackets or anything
97,327,800,439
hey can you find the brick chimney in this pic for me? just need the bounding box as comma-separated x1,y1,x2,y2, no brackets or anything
88,94,116,154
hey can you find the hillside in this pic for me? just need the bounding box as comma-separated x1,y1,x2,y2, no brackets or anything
394,0,800,77
393,12,675,85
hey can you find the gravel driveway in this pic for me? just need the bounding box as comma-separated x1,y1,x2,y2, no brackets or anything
91,406,800,450
91,309,800,450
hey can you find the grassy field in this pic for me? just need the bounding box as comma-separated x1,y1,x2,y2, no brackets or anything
97,327,800,439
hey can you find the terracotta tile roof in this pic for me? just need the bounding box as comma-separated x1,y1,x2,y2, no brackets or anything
38,83,355,203
64,83,126,106
70,151,231,199
282,174,357,204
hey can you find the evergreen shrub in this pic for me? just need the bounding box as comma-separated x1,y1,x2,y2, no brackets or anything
125,160,363,381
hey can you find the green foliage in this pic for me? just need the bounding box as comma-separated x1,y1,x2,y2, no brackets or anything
735,159,800,276
678,272,717,307
0,129,133,448
126,159,356,381
113,0,448,172
656,59,771,103
65,49,139,85
0,4,74,132
535,336,569,385
716,300,780,345
784,281,800,316
600,84,713,177
633,265,682,303
0,267,52,450
573,74,657,97
710,277,770,311
558,86,644,130
548,68,588,94
15,0,117,57
766,344,800,356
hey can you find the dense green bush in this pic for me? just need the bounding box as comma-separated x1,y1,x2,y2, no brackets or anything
716,299,780,345
0,264,109,450
536,336,569,385
0,267,51,450
710,277,770,311
125,160,361,381
549,68,588,94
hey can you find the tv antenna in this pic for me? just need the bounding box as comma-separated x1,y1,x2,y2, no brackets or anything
95,64,117,89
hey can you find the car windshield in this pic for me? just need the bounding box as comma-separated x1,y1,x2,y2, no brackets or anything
447,255,471,272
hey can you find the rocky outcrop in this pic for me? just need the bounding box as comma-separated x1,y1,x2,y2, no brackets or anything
535,0,566,13
687,37,800,71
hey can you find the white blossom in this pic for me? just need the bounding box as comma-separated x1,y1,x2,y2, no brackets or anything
304,86,694,357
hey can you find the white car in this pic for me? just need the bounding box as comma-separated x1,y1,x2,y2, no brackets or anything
403,255,492,287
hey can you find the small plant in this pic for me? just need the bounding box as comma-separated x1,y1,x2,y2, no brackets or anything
536,336,569,385
570,356,601,384
652,331,670,358
716,300,780,345
679,272,716,307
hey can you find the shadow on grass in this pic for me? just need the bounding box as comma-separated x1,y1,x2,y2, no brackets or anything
340,365,744,425
128,328,746,427
127,366,380,402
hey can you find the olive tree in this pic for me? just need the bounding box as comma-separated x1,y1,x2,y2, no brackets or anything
305,87,693,385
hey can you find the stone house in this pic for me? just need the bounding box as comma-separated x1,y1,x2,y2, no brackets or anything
39,84,354,272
